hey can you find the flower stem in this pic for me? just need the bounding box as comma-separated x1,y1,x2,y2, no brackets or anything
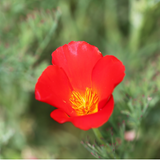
92,128,105,144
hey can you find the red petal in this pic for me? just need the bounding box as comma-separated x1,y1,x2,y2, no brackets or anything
91,55,125,108
52,41,102,93
50,109,70,123
35,65,76,116
50,95,114,130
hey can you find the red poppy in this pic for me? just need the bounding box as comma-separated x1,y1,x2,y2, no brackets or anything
35,41,125,130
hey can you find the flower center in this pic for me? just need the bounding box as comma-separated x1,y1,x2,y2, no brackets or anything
69,88,99,116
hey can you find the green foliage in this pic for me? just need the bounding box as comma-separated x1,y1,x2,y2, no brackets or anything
0,0,160,158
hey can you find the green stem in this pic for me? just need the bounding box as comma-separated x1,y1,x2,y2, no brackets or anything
132,124,140,151
104,0,122,46
129,0,149,53
92,128,105,144
35,10,61,57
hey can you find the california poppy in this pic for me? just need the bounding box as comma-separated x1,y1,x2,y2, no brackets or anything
35,41,125,130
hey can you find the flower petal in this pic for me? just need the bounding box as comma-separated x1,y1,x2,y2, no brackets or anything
35,65,76,116
50,95,114,130
50,109,70,123
92,55,125,108
52,41,102,93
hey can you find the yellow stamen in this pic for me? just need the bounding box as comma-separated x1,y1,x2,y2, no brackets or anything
69,88,99,116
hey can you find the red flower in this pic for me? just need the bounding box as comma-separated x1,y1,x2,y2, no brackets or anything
35,41,125,130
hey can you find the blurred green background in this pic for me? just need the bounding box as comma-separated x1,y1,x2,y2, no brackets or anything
0,0,160,158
